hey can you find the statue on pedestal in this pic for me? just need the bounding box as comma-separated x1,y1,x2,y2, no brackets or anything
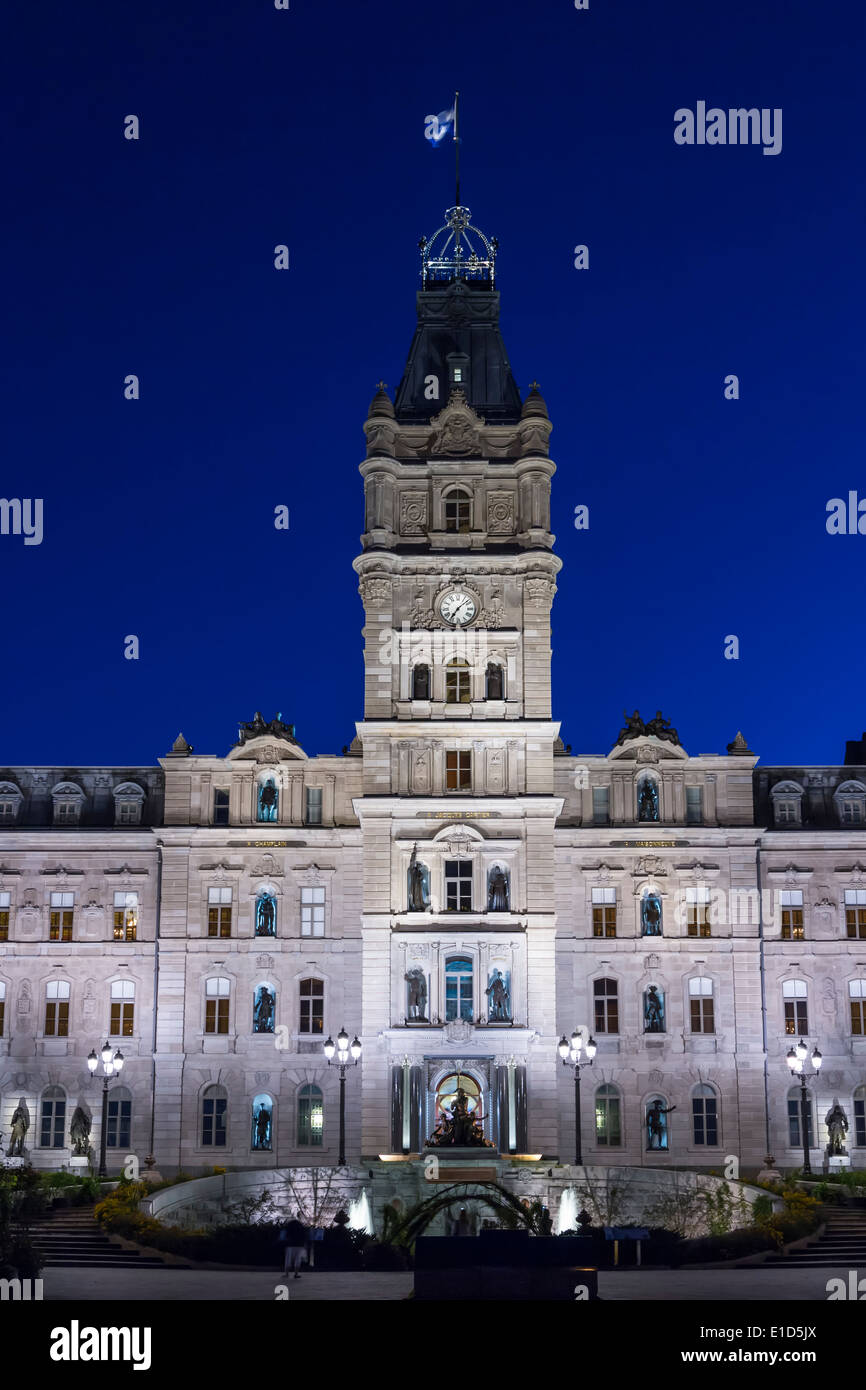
70,1105,92,1157
405,968,428,1022
427,1087,494,1148
825,1099,849,1156
407,846,429,912
6,1099,29,1157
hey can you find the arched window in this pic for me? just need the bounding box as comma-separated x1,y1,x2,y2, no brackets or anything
445,957,473,1022
0,781,22,824
257,777,278,823
787,1085,814,1148
637,775,659,823
692,1084,719,1146
51,782,84,826
689,977,715,1034
485,663,504,701
645,1095,673,1151
251,1093,273,1150
640,891,663,936
201,1084,227,1147
854,1086,866,1148
253,983,276,1034
783,979,808,1035
107,1085,132,1149
643,984,665,1033
113,782,144,826
849,979,866,1035
109,980,135,1036
412,664,430,700
595,1084,622,1147
205,977,231,1034
299,978,324,1035
255,891,277,937
445,659,471,704
45,980,70,1037
770,780,804,827
834,779,866,826
298,1084,323,1147
594,978,619,1034
444,489,471,534
40,1085,66,1148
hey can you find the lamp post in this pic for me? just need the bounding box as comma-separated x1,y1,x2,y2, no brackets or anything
558,1030,597,1165
323,1027,361,1167
786,1036,822,1176
87,1041,125,1178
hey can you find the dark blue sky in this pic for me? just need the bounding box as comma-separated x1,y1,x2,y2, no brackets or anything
3,0,864,769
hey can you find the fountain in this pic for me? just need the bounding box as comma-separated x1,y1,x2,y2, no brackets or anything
347,1188,373,1235
555,1186,580,1235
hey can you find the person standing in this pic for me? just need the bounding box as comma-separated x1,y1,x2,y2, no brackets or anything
280,1213,308,1279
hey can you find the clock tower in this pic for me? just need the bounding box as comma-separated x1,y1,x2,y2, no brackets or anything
352,207,563,1158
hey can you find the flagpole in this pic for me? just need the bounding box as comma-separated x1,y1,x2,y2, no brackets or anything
454,90,460,207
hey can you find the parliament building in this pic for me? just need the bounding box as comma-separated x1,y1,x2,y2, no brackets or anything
1,207,865,1177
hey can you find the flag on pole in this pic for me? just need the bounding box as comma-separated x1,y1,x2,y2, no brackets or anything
424,104,456,146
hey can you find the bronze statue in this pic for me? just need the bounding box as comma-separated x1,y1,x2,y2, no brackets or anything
485,969,511,1022
405,967,428,1021
615,709,646,745
487,865,509,912
6,1099,29,1157
646,1099,676,1150
237,712,297,746
254,986,276,1033
254,1104,271,1149
644,986,664,1033
825,1099,849,1156
70,1105,91,1157
256,895,276,936
645,710,681,745
427,1087,495,1148
407,845,428,912
638,781,658,821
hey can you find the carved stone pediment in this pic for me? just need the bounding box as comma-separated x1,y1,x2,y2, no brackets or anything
250,853,284,879
609,735,688,762
443,1020,474,1043
429,390,485,457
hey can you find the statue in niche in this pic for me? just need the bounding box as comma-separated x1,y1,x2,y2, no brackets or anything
487,865,509,912
254,985,276,1034
641,892,663,936
405,968,428,1022
412,665,430,700
646,1098,676,1150
638,778,659,822
70,1105,92,1157
407,846,430,912
427,1088,494,1148
485,968,511,1022
257,779,278,823
6,1099,29,1157
644,985,665,1033
825,1100,849,1156
255,893,276,936
252,1102,272,1150
486,663,504,700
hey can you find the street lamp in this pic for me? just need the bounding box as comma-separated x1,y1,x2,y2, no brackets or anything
323,1027,361,1166
87,1042,125,1178
786,1037,822,1176
558,1030,597,1165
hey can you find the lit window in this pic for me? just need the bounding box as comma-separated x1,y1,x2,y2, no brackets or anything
445,659,472,703
845,889,866,940
849,979,866,1035
686,885,711,938
595,1084,622,1147
110,980,135,1036
444,491,471,533
689,977,715,1034
299,978,324,1035
207,886,232,938
205,977,231,1034
114,891,138,941
298,1084,323,1146
782,978,808,1035
45,980,70,1036
446,750,472,792
0,891,9,941
780,890,805,940
49,892,74,941
591,887,616,938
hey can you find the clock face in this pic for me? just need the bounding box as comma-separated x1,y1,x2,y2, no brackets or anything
439,589,477,626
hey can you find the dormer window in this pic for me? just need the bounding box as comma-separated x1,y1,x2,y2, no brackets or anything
51,782,84,827
770,781,804,828
834,780,866,827
113,782,145,827
0,783,22,824
452,367,463,383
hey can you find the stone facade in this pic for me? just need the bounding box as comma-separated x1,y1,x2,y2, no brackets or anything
0,208,864,1177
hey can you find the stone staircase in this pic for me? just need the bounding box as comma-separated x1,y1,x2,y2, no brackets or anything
765,1205,866,1268
28,1205,175,1269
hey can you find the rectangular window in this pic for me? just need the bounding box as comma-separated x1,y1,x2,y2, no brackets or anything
693,1096,718,1146
205,999,230,1034
841,800,865,825
850,982,866,1035
113,891,139,941
213,789,230,826
591,887,616,938
845,890,866,939
591,787,610,825
686,786,703,825
593,979,618,1034
305,787,323,825
299,979,324,1035
0,801,18,823
40,1097,66,1148
784,1000,808,1035
207,886,232,939
106,1096,132,1148
0,890,10,942
445,860,473,912
55,801,80,825
202,1094,227,1147
446,751,472,792
49,892,74,941
595,1093,621,1146
0,986,5,1036
301,886,325,937
780,890,805,940
788,1095,814,1148
690,980,715,1034
686,885,711,938
45,984,70,1037
116,800,140,825
109,1003,135,1037
855,1097,866,1148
